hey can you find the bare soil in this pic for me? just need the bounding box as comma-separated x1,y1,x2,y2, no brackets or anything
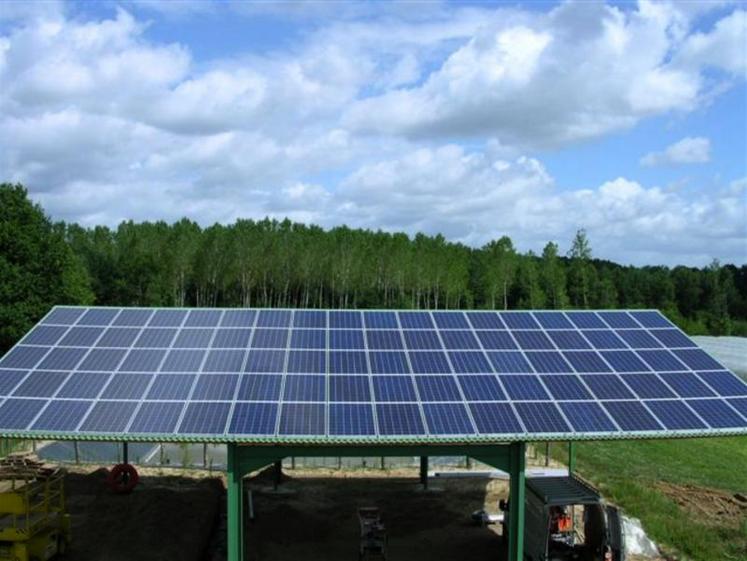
656,481,747,530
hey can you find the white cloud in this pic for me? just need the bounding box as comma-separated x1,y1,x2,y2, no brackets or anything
641,136,712,166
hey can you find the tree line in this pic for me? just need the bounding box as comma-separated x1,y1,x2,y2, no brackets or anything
1,183,745,352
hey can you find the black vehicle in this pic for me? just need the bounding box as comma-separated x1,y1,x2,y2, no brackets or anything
499,476,625,561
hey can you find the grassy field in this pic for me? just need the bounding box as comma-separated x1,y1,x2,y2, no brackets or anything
555,437,747,561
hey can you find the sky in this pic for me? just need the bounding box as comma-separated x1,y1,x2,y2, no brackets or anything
0,0,745,267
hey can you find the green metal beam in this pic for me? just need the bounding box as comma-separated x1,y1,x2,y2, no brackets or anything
508,442,526,561
227,444,244,561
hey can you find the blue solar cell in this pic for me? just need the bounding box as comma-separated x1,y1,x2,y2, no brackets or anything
727,398,747,418
77,349,127,371
622,374,675,399
602,401,662,431
562,351,611,373
173,329,214,349
128,402,183,433
440,331,480,350
13,371,68,397
363,312,398,329
469,403,522,434
409,352,451,374
416,376,461,401
113,309,153,327
465,312,505,330
637,350,686,371
548,331,591,350
541,375,593,401
403,331,442,350
161,350,205,372
244,350,286,373
645,400,706,430
500,375,550,400
329,311,362,329
476,331,517,350
329,376,371,402
458,375,506,401
118,349,166,372
515,403,570,433
178,402,231,434
192,374,239,400
329,404,375,435
329,351,368,374
486,352,534,373
423,403,474,434
630,311,672,328
673,349,723,371
279,403,325,435
366,331,403,350
369,352,409,374
220,310,257,327
500,313,540,330
287,350,326,374
329,330,365,349
0,399,46,429
134,328,177,348
372,376,417,402
77,308,118,326
581,330,628,349
58,327,102,347
236,374,282,401
32,400,91,431
23,325,67,346
583,375,636,400
449,351,492,374
148,309,187,327
598,311,638,329
697,371,747,397
659,372,715,398
80,401,137,432
559,402,617,432
96,327,140,348
566,312,606,329
42,307,85,325
211,329,253,349
376,404,425,435
0,370,30,394
38,348,87,371
513,331,555,350
290,329,326,349
256,310,291,328
293,310,326,328
146,374,195,400
102,374,152,399
229,402,278,435
251,329,288,349
600,351,650,372
432,312,469,329
686,399,746,429
399,312,435,329
533,312,574,329
615,329,662,349
0,346,50,369
283,375,325,401
525,352,573,373
203,350,245,372
650,329,696,348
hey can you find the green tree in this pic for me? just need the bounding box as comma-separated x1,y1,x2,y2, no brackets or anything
540,242,569,309
567,229,593,308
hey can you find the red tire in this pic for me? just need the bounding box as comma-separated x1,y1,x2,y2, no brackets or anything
106,463,139,494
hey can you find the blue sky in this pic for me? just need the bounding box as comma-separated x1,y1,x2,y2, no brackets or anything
1,0,745,266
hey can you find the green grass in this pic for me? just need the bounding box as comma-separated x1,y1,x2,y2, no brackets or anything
554,437,747,561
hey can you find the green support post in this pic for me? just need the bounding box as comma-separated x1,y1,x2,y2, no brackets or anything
568,441,576,476
419,456,428,488
227,445,243,561
508,442,526,561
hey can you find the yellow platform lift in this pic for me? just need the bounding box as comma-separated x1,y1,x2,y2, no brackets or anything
0,456,70,561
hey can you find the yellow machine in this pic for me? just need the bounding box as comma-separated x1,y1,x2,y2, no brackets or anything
0,456,70,561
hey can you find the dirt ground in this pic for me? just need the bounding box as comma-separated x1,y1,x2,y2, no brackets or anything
657,481,747,529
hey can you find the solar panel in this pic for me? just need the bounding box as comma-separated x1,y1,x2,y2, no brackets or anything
0,306,744,442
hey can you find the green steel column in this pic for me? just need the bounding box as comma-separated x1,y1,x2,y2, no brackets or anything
508,442,526,561
227,444,244,561
568,441,576,476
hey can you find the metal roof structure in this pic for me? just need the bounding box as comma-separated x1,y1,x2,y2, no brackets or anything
0,306,745,444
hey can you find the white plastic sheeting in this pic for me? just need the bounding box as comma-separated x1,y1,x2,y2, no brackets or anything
692,336,747,378
622,515,660,557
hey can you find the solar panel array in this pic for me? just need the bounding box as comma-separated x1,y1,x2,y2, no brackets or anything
0,307,745,442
